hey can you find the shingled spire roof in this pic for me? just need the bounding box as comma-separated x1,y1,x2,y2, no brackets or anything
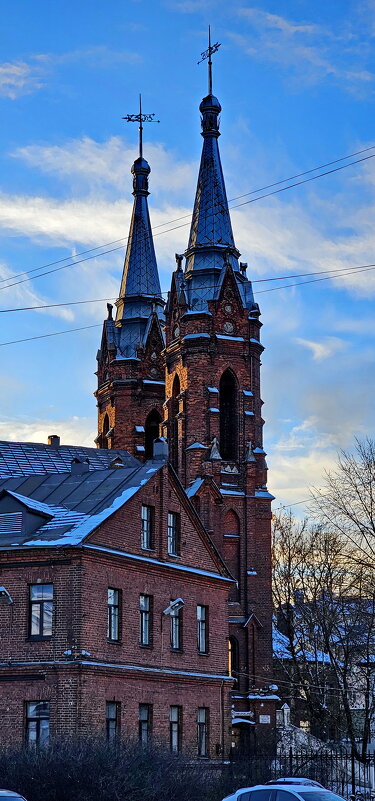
181,38,255,313
113,136,164,358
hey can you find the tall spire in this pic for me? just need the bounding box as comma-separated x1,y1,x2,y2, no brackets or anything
114,99,164,357
185,29,239,280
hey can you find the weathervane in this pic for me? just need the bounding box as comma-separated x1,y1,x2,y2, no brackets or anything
197,25,221,95
122,95,160,159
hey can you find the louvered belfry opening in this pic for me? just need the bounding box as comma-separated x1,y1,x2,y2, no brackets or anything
219,369,238,460
170,374,180,472
145,409,162,460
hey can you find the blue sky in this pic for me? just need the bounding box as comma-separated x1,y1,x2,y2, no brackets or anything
1,0,375,511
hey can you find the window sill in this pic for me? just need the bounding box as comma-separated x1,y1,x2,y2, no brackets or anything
141,547,155,553
167,552,181,559
107,639,122,645
139,643,153,649
198,650,210,656
170,648,184,654
27,636,52,642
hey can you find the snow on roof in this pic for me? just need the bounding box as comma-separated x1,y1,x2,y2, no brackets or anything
185,477,204,498
186,442,207,450
243,389,253,397
216,335,245,342
207,386,219,393
273,626,331,664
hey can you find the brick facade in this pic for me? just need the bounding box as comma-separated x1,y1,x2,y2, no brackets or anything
0,464,232,755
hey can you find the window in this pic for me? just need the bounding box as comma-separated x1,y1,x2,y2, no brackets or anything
170,705,182,753
170,374,180,471
197,605,208,653
197,707,209,757
107,588,121,641
106,701,120,740
228,636,239,686
139,594,152,647
25,701,50,745
141,505,154,550
102,413,110,449
139,703,152,744
167,512,180,556
170,603,182,651
219,369,238,460
145,409,162,459
29,584,53,638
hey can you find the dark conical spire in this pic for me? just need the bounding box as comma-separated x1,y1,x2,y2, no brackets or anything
180,32,256,312
114,98,164,358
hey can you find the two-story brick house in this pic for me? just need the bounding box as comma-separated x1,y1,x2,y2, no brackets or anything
0,440,232,754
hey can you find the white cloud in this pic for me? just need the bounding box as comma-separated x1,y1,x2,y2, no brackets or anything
0,416,96,448
0,61,45,99
294,336,345,361
230,9,374,91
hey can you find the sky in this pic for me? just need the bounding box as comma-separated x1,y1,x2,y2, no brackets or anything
1,0,375,513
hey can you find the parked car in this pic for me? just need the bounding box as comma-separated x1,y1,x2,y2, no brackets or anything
266,780,324,788
0,792,28,801
222,784,346,801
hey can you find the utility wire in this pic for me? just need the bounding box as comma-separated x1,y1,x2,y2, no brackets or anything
0,261,374,343
1,143,373,285
1,260,374,315
0,149,374,292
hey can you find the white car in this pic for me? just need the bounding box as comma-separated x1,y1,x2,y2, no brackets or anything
222,783,346,801
0,792,28,801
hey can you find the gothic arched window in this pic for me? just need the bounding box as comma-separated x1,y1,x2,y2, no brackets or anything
171,374,180,471
145,409,162,459
219,369,238,460
228,636,239,686
102,414,110,449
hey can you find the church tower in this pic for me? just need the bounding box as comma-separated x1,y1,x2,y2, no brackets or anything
163,38,275,746
95,105,165,458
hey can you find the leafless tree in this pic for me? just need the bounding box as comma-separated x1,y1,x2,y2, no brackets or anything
273,512,375,761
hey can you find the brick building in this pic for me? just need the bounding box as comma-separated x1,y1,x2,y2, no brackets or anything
0,440,232,754
0,55,275,756
96,58,276,752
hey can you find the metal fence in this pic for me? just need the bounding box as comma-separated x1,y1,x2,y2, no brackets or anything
229,748,375,800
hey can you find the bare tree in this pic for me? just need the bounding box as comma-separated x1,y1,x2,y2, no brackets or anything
273,512,375,761
310,437,375,564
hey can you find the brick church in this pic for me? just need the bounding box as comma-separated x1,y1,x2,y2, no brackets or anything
0,52,276,757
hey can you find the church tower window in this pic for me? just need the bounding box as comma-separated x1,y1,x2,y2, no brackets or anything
102,414,110,449
145,409,161,459
219,370,238,460
171,375,180,472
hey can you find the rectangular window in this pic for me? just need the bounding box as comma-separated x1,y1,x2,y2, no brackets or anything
167,511,180,556
29,584,53,638
197,707,209,757
197,605,208,653
170,705,182,753
139,703,152,744
25,701,50,745
107,588,121,641
139,594,152,647
141,505,154,550
106,701,120,740
170,603,182,651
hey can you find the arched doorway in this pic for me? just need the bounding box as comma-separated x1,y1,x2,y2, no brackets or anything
219,370,238,460
145,409,162,459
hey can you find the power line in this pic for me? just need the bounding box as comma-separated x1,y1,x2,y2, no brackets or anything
0,261,374,343
1,260,374,316
0,323,101,347
0,148,374,292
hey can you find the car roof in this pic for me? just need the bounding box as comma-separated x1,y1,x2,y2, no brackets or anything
0,793,26,799
236,786,328,795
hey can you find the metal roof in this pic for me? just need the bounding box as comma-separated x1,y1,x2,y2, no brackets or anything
0,441,139,478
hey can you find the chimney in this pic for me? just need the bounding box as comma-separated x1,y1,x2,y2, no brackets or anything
48,435,60,447
152,437,168,462
70,458,90,475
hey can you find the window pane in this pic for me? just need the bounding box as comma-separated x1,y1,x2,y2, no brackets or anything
170,706,179,722
140,595,150,611
31,605,41,636
39,718,50,744
27,701,49,718
26,720,37,743
30,584,53,600
43,601,53,636
108,588,118,606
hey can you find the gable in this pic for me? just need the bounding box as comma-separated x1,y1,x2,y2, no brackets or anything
0,493,51,545
86,463,231,582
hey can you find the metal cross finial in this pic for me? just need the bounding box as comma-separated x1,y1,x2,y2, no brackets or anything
197,25,221,95
122,94,160,159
